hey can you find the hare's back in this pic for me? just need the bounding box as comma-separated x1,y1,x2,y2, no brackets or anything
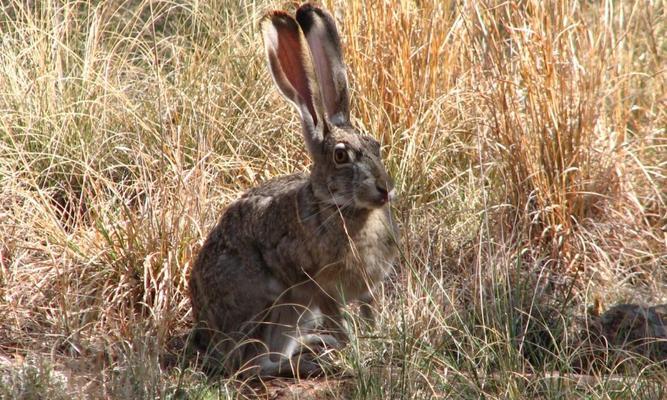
242,172,309,198
193,172,311,280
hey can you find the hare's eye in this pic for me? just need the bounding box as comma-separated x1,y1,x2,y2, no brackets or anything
333,147,349,164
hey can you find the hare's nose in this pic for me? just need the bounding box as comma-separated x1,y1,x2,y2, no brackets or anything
376,185,389,202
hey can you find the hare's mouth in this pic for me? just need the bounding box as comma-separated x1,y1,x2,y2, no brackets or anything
354,188,395,210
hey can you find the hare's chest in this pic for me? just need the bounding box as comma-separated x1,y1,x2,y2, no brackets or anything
355,210,397,270
319,209,398,299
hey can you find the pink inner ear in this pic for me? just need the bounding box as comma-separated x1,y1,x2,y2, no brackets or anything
273,19,318,126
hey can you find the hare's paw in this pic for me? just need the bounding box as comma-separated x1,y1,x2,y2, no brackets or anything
252,352,324,378
299,333,341,352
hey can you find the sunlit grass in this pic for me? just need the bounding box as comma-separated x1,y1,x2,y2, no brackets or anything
0,0,665,398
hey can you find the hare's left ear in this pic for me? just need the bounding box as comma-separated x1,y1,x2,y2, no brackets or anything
296,4,350,127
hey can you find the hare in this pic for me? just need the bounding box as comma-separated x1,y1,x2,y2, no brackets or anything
188,3,399,378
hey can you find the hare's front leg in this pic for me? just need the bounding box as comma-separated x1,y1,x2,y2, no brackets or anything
359,291,377,328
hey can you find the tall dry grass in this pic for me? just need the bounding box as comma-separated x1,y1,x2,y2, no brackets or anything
0,0,665,398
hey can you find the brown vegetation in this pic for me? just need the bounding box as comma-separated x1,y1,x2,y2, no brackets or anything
0,0,665,398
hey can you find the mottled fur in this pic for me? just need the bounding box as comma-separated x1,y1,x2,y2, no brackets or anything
188,3,399,378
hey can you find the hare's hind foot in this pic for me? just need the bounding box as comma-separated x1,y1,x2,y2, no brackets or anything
246,333,340,379
252,352,324,378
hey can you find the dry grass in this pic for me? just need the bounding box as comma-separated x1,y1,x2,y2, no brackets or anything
0,0,665,398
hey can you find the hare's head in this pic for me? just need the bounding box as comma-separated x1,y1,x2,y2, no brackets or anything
262,4,394,210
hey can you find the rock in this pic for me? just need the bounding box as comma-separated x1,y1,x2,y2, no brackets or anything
574,303,667,373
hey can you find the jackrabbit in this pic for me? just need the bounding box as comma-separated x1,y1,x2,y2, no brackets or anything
188,3,399,377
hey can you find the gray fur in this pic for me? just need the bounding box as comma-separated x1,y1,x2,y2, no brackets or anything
188,4,399,378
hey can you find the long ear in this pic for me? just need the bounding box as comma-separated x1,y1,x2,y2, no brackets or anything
261,11,325,155
296,4,351,127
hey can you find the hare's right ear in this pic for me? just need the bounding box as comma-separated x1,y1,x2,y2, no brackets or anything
261,11,325,156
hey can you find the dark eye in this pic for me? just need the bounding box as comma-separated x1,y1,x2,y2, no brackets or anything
333,147,349,164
